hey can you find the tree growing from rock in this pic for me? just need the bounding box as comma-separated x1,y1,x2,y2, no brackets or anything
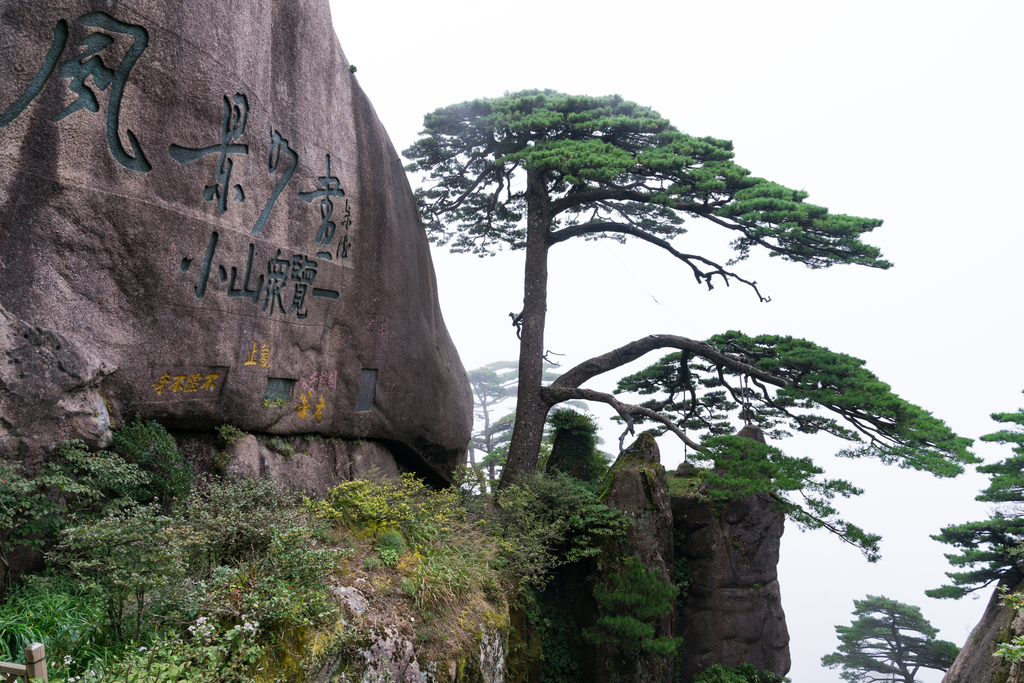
612,332,976,558
405,90,974,491
928,393,1024,598
821,595,959,682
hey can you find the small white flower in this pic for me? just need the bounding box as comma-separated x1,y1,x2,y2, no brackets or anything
64,655,73,665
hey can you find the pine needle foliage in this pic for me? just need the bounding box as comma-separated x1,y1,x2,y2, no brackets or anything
616,332,975,477
929,393,1024,599
821,595,959,682
700,435,881,561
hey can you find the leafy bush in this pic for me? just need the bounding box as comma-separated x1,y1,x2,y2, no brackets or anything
489,472,630,590
582,556,681,656
0,441,148,590
310,474,498,614
179,476,303,572
31,475,346,681
48,503,201,641
111,417,191,508
266,436,295,459
693,663,790,683
215,424,247,447
308,473,460,545
546,408,610,484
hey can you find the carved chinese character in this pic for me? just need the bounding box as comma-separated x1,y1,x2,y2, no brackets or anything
184,373,203,392
262,249,290,316
251,130,298,236
153,372,172,394
298,154,351,258
226,243,264,304
0,13,151,172
169,375,187,392
169,94,249,214
314,394,325,422
259,344,271,368
200,374,219,391
288,254,317,319
296,391,311,419
244,342,259,366
179,232,219,300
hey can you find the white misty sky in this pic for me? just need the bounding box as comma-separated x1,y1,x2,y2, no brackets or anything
327,2,1024,681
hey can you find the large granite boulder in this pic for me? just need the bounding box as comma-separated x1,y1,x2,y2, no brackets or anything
0,0,471,481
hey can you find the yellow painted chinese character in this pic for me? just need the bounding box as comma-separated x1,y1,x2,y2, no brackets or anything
200,373,219,391
297,392,311,419
184,373,203,392
259,343,271,368
314,394,325,422
170,375,187,392
244,342,258,366
153,372,172,394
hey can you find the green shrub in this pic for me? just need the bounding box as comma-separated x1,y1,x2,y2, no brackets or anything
693,663,790,683
47,503,202,640
112,417,191,508
0,442,148,589
266,436,295,459
177,476,304,571
375,530,406,566
546,408,610,484
489,472,630,590
215,424,247,447
307,473,460,545
583,556,682,656
35,476,346,680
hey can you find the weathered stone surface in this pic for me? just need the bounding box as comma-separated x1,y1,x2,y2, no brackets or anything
673,492,791,682
0,0,471,482
0,302,113,462
221,433,400,496
602,432,675,580
942,573,1024,683
587,432,677,683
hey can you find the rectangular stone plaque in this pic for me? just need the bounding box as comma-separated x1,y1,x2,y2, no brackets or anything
354,368,377,412
264,377,295,402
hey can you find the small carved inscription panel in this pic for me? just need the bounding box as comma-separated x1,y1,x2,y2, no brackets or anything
354,368,377,412
264,377,295,402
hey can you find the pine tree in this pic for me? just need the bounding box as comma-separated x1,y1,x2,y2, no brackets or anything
822,595,959,682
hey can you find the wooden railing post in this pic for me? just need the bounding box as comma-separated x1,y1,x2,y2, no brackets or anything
23,644,45,683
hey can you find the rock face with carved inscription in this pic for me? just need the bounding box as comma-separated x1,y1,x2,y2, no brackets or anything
0,0,471,481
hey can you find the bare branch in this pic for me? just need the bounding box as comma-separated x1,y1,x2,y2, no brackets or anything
541,385,703,453
547,221,769,301
549,334,781,395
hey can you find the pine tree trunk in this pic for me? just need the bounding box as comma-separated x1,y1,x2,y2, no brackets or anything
499,170,554,488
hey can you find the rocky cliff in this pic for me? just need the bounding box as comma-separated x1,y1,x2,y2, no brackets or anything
942,573,1024,683
0,0,471,482
672,489,791,681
